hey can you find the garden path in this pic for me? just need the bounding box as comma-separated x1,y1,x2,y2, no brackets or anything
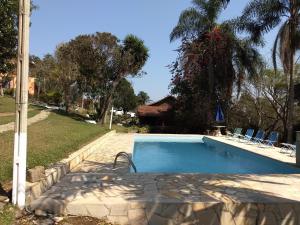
0,110,51,133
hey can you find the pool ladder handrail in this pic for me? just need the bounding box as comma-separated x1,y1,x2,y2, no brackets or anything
113,152,137,173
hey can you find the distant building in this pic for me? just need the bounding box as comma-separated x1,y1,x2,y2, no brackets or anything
137,96,176,126
0,74,35,96
9,75,35,96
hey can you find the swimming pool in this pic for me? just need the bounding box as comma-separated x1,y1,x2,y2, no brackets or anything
132,135,300,174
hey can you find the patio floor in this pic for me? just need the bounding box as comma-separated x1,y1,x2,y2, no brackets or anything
30,133,300,225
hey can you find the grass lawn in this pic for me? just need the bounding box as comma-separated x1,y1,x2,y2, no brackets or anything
0,96,45,125
0,96,16,113
0,111,110,182
0,107,42,125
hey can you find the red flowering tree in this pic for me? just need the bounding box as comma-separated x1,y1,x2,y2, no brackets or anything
170,0,262,132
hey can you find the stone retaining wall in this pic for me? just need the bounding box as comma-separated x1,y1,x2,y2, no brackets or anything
25,130,116,203
68,201,300,225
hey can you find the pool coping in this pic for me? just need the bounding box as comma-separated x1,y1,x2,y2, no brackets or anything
206,136,298,167
30,133,300,225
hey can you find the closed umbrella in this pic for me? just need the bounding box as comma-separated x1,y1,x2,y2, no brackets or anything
216,104,224,123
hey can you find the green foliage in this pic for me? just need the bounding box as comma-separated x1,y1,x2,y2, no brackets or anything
0,0,18,73
113,78,137,112
169,0,262,131
123,34,149,76
236,0,300,142
0,0,37,73
113,114,139,126
30,54,60,101
137,125,150,133
55,43,80,112
67,32,149,122
228,68,295,141
3,88,14,96
39,91,62,105
136,91,150,105
170,0,224,42
27,32,149,121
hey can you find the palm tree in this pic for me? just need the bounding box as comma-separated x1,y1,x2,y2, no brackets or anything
170,0,262,125
237,0,300,142
170,0,224,42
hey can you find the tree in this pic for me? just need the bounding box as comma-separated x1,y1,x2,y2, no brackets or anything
113,78,137,112
29,55,42,99
231,69,289,138
170,0,262,130
136,91,150,105
55,44,80,112
237,0,300,142
261,69,289,138
0,0,37,73
30,54,58,100
69,32,149,124
0,0,18,74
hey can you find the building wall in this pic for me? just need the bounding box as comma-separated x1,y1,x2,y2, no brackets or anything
9,75,35,96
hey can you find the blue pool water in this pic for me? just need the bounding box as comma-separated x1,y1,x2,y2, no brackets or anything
132,135,300,174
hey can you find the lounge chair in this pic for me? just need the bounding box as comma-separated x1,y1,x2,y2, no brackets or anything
226,128,243,140
258,131,279,147
280,143,296,157
248,130,265,144
237,129,255,142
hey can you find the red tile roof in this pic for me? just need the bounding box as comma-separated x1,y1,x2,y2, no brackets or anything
137,96,176,117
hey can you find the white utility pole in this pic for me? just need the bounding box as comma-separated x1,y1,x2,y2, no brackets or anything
109,106,114,130
12,0,31,208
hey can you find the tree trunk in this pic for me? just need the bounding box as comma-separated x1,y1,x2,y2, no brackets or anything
98,78,122,125
287,14,296,143
37,80,41,100
43,77,46,93
103,107,109,125
64,85,71,113
283,120,288,143
207,38,214,126
287,60,294,143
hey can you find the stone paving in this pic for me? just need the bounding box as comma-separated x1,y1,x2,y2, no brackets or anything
210,136,296,164
0,110,50,133
30,134,300,225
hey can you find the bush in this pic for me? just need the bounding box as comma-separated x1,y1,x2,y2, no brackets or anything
40,91,62,105
138,125,150,133
113,114,139,126
4,88,14,96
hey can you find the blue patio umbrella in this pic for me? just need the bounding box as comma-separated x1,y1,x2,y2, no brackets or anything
216,104,224,123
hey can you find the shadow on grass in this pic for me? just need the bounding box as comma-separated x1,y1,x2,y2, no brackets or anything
30,156,300,225
52,110,89,122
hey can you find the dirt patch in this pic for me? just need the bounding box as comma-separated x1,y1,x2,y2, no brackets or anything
0,203,117,225
16,215,117,225
58,216,116,225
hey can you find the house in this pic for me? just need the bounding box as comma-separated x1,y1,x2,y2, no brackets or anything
9,75,35,96
0,73,35,96
137,96,176,126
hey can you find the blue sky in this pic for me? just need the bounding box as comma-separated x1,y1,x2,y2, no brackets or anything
30,0,278,101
